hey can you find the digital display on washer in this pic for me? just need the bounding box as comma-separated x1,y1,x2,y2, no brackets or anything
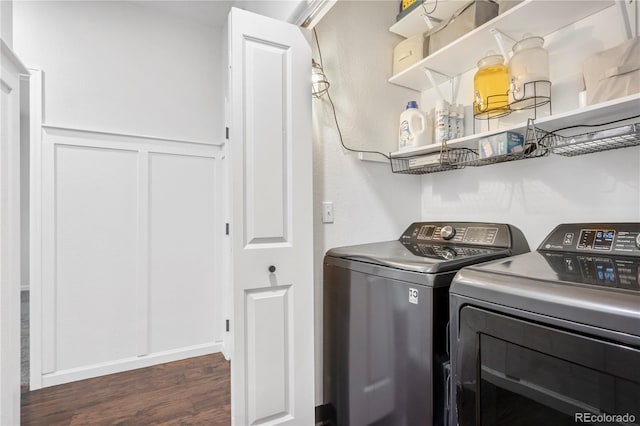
462,227,498,244
417,225,436,240
577,229,615,251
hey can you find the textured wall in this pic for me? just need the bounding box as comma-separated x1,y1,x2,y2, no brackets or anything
312,0,423,404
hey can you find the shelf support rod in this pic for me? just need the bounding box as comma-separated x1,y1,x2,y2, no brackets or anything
489,28,514,61
421,14,436,30
451,75,461,105
422,67,450,103
633,0,640,37
616,0,633,40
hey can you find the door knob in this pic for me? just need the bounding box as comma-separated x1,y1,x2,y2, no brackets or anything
268,265,276,273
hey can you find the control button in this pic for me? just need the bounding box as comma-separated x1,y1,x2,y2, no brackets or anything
441,225,456,240
563,233,574,245
441,247,456,260
636,234,640,249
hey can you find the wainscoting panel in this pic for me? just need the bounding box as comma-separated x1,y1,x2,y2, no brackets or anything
34,126,223,388
54,144,139,371
148,152,219,353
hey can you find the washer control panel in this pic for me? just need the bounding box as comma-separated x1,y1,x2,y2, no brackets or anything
400,222,511,248
539,223,640,257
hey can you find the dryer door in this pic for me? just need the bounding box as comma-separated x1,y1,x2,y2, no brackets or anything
455,306,640,426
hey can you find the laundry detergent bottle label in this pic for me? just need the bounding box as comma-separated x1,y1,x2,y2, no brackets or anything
399,119,414,149
399,101,430,151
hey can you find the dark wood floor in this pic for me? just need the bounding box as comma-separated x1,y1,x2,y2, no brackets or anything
21,353,231,425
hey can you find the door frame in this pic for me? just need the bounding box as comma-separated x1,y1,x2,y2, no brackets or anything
1,40,29,425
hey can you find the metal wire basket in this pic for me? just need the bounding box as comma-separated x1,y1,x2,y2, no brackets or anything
547,123,640,157
389,143,476,174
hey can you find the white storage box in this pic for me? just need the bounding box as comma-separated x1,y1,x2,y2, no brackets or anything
583,37,640,106
393,33,429,75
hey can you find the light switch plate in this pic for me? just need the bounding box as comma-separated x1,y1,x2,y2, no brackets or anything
322,201,334,223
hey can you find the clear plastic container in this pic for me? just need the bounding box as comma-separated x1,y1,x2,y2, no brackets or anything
474,54,510,117
509,36,550,107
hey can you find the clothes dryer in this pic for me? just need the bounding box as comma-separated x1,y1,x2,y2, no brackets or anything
450,223,640,426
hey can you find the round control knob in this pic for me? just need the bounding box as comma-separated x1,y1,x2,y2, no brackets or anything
441,247,457,260
441,225,456,240
636,234,640,249
268,265,276,273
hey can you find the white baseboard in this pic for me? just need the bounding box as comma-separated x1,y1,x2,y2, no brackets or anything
37,341,223,389
221,341,231,361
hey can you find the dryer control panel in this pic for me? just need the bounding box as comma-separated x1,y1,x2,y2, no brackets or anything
539,223,640,257
400,222,516,248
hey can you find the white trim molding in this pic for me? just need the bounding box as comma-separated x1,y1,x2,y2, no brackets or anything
41,342,224,388
41,124,224,148
1,40,29,426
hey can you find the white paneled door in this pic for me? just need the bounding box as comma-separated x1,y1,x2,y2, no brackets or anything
228,8,314,426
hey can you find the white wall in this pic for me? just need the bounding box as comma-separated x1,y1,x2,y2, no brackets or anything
420,5,640,248
421,152,639,249
312,0,423,405
13,1,225,291
13,1,223,143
